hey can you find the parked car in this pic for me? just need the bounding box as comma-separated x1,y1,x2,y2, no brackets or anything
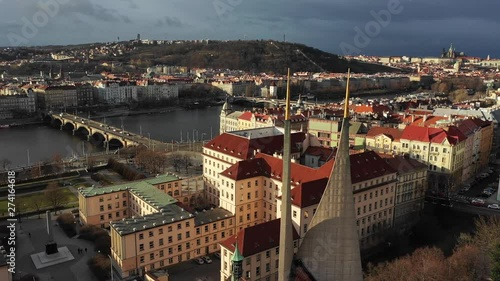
202,256,212,264
488,204,500,209
195,257,204,265
471,199,485,206
480,173,489,178
462,184,471,191
214,252,221,259
488,169,494,174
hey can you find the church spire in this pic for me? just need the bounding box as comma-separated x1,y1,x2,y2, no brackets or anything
296,69,363,281
231,238,244,281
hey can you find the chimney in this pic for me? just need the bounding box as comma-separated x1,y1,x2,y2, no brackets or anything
422,115,427,126
412,114,415,123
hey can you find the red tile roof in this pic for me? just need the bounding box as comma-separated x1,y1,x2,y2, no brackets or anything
204,132,306,160
219,219,300,257
380,154,428,174
366,127,403,141
401,126,466,145
290,178,329,208
303,146,336,162
346,151,397,184
238,111,253,121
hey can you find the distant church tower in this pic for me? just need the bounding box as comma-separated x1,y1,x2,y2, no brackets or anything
231,240,244,281
295,69,363,281
220,99,232,134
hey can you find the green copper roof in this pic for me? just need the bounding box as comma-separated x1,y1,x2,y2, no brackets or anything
78,177,178,210
143,174,181,185
231,240,244,262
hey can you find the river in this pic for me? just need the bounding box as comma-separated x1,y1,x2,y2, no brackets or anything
0,106,223,168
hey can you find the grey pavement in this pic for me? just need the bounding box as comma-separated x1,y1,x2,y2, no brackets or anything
166,257,220,281
16,211,98,281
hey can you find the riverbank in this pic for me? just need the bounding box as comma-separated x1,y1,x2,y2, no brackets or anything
0,117,43,127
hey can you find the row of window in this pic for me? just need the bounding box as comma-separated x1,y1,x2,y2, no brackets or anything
100,210,126,221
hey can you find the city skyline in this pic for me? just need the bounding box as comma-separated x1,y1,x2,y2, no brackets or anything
0,0,499,57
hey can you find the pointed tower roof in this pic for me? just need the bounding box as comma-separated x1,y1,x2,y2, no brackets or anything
231,239,244,262
296,69,363,281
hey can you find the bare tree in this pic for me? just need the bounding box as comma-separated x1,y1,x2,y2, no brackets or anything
44,182,65,214
0,158,11,171
26,196,44,219
52,154,64,173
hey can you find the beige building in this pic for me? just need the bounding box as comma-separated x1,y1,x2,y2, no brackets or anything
202,128,306,207
366,124,468,191
275,151,398,250
78,175,202,227
219,219,299,281
110,205,234,278
34,85,77,109
382,154,428,232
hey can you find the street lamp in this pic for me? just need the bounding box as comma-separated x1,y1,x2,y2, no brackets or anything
98,250,114,281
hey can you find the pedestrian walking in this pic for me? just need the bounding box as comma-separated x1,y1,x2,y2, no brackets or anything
28,232,31,238
85,248,87,253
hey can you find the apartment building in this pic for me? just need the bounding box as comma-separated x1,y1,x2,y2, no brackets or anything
142,83,179,101
0,92,36,119
78,175,193,227
219,219,299,281
202,128,306,206
110,205,234,278
95,81,138,105
274,151,398,250
366,123,469,190
382,154,428,232
34,85,77,109
308,117,367,149
75,83,94,106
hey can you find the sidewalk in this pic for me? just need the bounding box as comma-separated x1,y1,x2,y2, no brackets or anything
15,211,98,281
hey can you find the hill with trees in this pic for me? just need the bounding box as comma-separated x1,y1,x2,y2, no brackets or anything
123,40,400,74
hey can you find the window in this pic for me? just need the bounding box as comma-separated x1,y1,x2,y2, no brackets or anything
140,256,144,263
139,233,144,240
293,211,297,218
108,204,111,210
168,236,173,243
149,231,153,237
99,197,103,202
159,238,164,246
100,205,104,211
159,250,164,257
139,244,144,251
150,253,154,260
256,266,261,276
177,233,182,241
177,245,182,252
196,228,200,235
108,213,112,219
159,228,163,235
149,241,154,249
100,215,104,221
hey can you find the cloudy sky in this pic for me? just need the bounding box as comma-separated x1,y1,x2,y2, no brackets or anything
0,0,498,57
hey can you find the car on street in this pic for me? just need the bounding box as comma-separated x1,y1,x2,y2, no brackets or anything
214,252,221,259
202,256,212,264
195,257,204,265
488,204,500,209
471,199,486,206
480,173,489,178
462,184,471,191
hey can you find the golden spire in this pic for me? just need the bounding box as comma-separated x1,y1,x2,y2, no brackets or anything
285,68,291,120
344,68,351,118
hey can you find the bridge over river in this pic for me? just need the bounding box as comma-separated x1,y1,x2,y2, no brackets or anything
45,113,205,153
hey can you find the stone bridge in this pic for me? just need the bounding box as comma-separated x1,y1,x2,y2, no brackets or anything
46,113,163,150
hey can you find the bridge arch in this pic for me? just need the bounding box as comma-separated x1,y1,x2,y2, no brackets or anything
75,126,91,137
108,138,125,149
